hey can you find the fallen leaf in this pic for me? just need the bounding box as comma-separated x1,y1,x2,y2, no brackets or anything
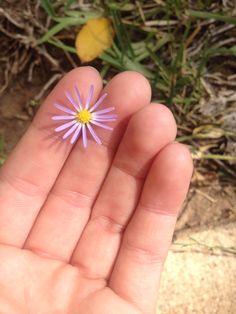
75,17,114,63
193,125,225,139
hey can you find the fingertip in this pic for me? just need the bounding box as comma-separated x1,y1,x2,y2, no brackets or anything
128,103,177,143
58,66,103,96
150,103,177,138
157,142,193,178
64,66,101,81
143,142,193,212
104,71,152,109
122,71,152,102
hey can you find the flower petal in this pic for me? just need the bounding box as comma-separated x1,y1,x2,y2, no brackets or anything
87,124,102,145
93,106,115,115
92,114,117,119
54,103,76,115
91,120,113,130
86,85,94,109
93,118,116,122
52,115,75,121
65,91,79,111
89,93,107,112
55,120,77,132
82,124,88,147
63,122,79,139
75,85,83,110
71,124,82,144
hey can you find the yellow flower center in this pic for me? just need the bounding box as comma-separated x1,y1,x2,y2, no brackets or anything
76,109,92,124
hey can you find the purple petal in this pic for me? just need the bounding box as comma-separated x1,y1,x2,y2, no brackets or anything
54,103,76,115
65,91,79,111
71,124,82,144
82,124,88,147
93,118,116,122
55,120,76,132
86,85,94,109
93,106,115,115
63,123,79,139
89,93,107,112
91,120,113,131
52,115,75,121
92,114,117,119
75,85,83,110
87,124,102,145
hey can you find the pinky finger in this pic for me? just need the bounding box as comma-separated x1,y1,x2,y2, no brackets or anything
109,143,193,314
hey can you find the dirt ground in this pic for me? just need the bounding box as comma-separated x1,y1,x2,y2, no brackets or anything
157,221,236,314
157,186,236,314
0,70,235,314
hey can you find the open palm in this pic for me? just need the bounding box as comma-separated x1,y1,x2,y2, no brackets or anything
0,68,192,314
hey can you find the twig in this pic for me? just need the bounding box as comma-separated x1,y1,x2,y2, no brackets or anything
34,73,62,101
0,7,25,29
195,189,216,203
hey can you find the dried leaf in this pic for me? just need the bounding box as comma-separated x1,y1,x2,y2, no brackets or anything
193,125,225,139
75,17,114,63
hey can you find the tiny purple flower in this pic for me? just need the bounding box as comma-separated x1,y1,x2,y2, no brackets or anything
52,85,117,147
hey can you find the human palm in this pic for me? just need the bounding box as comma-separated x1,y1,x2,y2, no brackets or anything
0,68,192,314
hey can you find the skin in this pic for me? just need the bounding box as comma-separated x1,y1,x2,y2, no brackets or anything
0,67,193,314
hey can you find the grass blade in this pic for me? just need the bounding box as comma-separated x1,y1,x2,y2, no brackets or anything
188,10,236,25
40,0,56,17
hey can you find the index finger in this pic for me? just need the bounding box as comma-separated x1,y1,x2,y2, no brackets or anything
0,67,103,246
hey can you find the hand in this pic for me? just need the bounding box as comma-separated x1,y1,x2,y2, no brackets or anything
0,68,192,314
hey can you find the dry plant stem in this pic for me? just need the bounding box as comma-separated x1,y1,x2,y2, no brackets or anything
195,189,216,203
0,62,10,95
175,216,236,239
172,241,236,256
0,6,61,95
64,50,78,69
34,73,63,102
28,59,41,82
0,7,25,29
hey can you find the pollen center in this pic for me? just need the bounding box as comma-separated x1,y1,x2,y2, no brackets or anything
76,109,92,124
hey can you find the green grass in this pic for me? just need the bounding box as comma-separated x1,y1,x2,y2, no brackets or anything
36,0,236,173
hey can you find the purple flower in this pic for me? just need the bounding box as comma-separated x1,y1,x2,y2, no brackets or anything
52,85,117,147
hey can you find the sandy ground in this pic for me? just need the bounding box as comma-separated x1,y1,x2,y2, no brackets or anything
157,189,236,314
157,222,236,314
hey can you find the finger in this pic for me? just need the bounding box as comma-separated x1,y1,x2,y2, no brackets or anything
0,67,103,246
109,143,193,313
25,72,151,261
71,104,177,279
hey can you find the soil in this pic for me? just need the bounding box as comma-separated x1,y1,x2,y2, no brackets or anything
0,75,41,153
157,221,236,314
0,71,236,314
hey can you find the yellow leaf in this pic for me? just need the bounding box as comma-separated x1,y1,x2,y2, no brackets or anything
75,17,114,63
193,125,224,139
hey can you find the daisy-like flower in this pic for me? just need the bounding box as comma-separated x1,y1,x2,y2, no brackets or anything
52,85,117,147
